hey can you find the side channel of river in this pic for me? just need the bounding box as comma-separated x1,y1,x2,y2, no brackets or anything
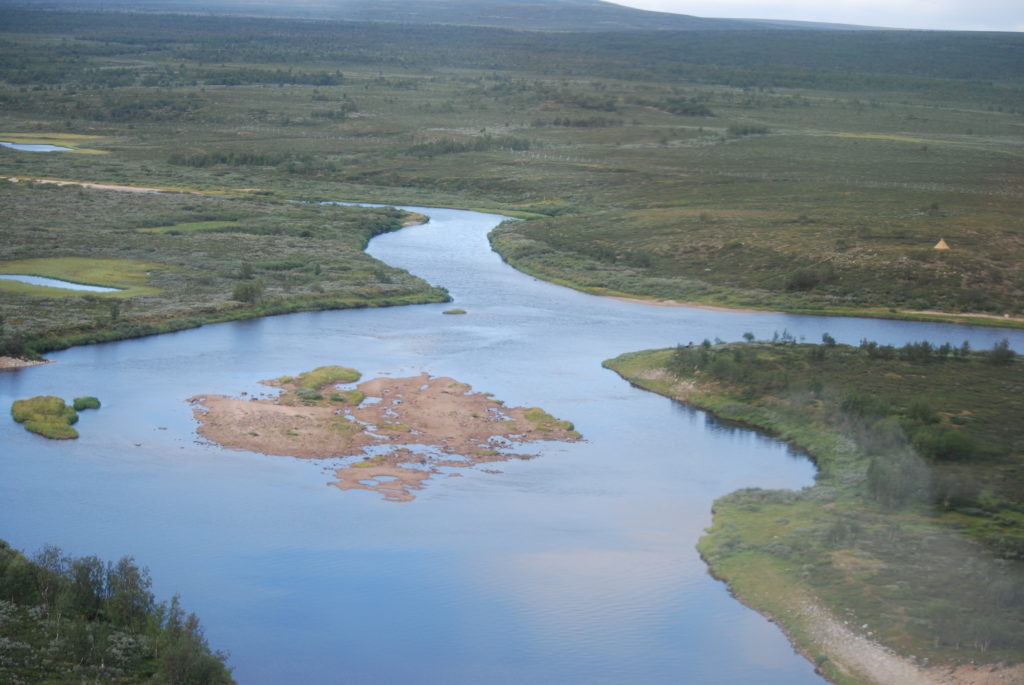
2,206,1021,684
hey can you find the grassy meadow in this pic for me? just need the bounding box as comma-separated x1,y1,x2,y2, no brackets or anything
604,340,1024,680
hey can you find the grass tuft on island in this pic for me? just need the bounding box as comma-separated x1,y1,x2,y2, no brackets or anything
11,394,100,439
293,365,362,390
604,338,1023,683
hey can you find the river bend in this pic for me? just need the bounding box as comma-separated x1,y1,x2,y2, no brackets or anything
3,206,1021,684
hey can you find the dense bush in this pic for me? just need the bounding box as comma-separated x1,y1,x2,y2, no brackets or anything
0,540,234,684
73,396,102,411
911,424,981,461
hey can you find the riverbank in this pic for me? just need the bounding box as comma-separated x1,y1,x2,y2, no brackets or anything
603,343,1024,685
0,356,49,371
488,216,1024,331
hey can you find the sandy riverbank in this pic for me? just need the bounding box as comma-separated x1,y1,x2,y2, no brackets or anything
0,356,50,371
7,176,166,193
190,369,580,501
605,294,773,314
791,596,1023,685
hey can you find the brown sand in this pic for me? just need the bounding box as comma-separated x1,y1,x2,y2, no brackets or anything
793,597,1024,685
0,356,50,371
606,294,772,314
7,177,165,193
190,371,580,501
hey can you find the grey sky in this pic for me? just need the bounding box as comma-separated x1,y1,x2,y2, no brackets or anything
614,0,1024,31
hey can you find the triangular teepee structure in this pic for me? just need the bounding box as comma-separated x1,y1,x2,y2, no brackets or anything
933,238,950,250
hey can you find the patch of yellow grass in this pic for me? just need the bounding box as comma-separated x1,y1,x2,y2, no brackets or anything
0,257,168,296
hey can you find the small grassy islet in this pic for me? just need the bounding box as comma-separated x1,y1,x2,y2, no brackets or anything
11,394,100,439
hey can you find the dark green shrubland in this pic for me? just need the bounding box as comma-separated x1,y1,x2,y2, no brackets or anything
0,540,233,684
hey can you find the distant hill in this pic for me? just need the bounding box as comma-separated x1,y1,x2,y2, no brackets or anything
7,0,884,31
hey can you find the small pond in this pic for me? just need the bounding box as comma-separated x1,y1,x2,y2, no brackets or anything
0,274,121,292
0,141,73,152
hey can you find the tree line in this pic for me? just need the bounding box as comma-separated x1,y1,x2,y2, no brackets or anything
0,540,234,684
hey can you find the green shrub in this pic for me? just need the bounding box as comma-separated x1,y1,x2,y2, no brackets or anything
912,425,980,461
785,268,820,292
330,390,365,404
988,338,1016,365
906,398,939,424
73,396,101,411
295,388,323,403
840,392,889,419
231,279,264,304
296,365,362,389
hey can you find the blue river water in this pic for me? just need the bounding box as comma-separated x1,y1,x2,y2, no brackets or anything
0,274,121,292
0,142,73,152
2,206,1021,684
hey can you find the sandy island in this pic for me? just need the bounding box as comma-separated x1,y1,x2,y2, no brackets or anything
190,367,580,502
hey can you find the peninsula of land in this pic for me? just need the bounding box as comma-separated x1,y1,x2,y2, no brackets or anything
604,340,1023,685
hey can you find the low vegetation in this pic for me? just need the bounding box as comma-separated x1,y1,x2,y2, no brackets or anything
10,394,100,439
72,396,101,411
294,365,362,390
0,10,1021,332
524,407,580,437
604,338,1023,677
0,182,448,358
0,539,233,684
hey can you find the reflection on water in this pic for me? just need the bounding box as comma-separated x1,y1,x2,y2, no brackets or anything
3,205,1022,684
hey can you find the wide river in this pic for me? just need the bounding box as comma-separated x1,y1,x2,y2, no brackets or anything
3,206,1021,684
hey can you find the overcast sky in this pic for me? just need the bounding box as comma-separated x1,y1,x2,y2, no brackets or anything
614,0,1024,31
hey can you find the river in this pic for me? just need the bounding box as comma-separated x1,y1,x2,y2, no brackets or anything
2,206,1021,684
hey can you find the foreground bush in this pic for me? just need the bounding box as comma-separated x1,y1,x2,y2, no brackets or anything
0,540,234,684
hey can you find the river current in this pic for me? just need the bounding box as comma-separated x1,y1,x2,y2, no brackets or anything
3,206,1021,684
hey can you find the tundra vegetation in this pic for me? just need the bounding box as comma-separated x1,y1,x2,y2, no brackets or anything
604,338,1023,678
0,183,447,356
0,539,233,684
0,8,1021,356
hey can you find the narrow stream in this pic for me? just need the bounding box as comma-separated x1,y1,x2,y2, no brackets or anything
2,206,1020,684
